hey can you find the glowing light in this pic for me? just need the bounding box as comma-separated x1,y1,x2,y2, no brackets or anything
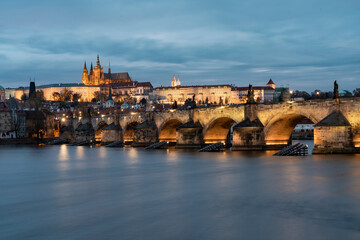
169,109,175,112
101,114,105,118
58,145,69,161
131,112,136,115
61,118,66,122
289,90,293,94
265,141,289,145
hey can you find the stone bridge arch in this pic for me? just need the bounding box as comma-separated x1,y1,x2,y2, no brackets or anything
158,119,184,143
75,122,83,129
194,105,245,131
203,117,237,144
92,116,115,129
95,121,108,142
255,101,333,145
154,110,190,130
123,121,140,143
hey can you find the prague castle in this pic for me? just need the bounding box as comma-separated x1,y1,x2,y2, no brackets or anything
82,55,132,85
1,54,276,104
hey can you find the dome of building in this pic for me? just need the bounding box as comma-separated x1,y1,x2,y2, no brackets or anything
0,85,4,90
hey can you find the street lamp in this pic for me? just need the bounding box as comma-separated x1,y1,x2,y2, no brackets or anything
289,90,294,101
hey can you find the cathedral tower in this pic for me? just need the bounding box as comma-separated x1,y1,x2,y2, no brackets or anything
92,54,104,85
82,61,89,85
171,75,176,87
83,55,131,85
176,75,181,86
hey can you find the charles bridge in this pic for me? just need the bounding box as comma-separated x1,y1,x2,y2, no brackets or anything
60,93,360,154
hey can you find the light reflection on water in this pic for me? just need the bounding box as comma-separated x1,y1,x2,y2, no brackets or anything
76,146,85,160
58,144,69,161
1,145,360,240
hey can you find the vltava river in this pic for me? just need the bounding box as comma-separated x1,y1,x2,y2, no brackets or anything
1,144,360,240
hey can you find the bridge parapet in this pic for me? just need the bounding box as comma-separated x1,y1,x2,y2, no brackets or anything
59,98,360,153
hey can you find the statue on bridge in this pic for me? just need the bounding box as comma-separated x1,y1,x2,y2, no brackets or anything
247,84,255,104
333,80,339,99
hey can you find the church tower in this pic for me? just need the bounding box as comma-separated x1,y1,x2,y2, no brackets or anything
92,54,104,85
82,61,89,85
171,75,176,87
83,54,131,86
266,78,275,89
176,75,181,86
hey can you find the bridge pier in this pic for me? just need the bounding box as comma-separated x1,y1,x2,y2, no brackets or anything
313,111,356,154
59,125,75,143
74,122,95,144
175,120,204,149
132,120,158,147
101,123,122,145
232,118,266,150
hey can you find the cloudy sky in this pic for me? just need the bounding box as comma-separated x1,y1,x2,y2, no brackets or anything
1,0,359,91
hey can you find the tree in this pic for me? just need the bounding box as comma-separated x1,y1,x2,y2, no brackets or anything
94,91,106,102
292,90,311,100
52,92,61,101
34,90,45,101
61,88,73,102
353,88,360,97
125,97,136,105
225,97,229,105
21,93,27,101
72,93,82,102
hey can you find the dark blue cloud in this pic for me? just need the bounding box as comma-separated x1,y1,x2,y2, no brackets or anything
0,0,359,91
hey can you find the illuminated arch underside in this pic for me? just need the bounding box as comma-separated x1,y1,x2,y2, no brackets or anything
123,122,140,142
265,114,313,145
159,119,183,142
204,117,236,144
95,122,108,142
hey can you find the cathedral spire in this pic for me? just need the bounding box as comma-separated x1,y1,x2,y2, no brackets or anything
90,62,93,74
84,61,87,70
96,54,100,68
108,61,111,74
171,75,176,87
177,75,181,86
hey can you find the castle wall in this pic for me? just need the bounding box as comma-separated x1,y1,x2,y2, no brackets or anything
40,86,100,102
152,85,236,104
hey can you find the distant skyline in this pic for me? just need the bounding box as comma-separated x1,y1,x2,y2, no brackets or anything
1,0,359,91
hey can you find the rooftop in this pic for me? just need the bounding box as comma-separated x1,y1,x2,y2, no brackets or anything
315,111,351,127
104,72,131,80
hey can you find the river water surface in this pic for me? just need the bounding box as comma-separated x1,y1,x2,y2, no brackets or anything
1,142,360,239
